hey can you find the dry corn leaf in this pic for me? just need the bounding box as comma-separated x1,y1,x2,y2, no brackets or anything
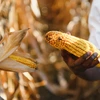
0,28,37,72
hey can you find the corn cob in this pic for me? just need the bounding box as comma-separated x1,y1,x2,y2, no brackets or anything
9,55,37,69
45,31,100,67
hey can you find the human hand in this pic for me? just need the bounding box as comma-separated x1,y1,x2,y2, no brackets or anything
61,50,99,74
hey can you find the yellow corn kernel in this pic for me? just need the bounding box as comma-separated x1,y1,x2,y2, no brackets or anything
9,55,37,69
45,31,100,67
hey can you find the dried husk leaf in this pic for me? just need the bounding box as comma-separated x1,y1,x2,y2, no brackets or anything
0,28,29,62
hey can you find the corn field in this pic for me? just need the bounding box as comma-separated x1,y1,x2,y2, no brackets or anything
0,0,100,100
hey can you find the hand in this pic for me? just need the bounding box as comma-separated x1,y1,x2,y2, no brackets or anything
61,50,99,74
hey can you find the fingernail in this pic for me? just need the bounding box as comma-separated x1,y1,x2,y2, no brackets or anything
91,52,98,59
83,52,91,58
94,52,98,56
86,51,91,55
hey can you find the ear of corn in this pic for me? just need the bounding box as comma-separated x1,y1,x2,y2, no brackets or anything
45,31,100,67
9,55,37,69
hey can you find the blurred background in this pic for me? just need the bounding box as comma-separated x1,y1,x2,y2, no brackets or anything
1,0,100,100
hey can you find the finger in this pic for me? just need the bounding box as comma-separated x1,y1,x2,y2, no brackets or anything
91,58,99,67
73,52,91,67
61,50,69,58
82,52,98,68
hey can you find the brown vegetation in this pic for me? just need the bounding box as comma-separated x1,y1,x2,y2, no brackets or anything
1,0,100,100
